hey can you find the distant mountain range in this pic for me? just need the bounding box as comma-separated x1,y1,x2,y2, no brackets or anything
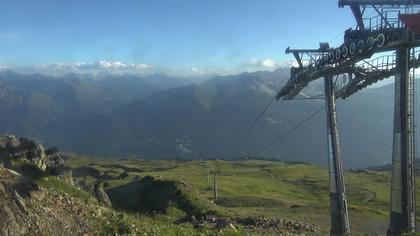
0,69,415,168
0,70,189,136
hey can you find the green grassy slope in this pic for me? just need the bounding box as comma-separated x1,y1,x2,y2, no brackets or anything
66,156,419,234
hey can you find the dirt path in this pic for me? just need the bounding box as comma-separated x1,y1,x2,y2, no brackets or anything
360,188,376,203
263,168,282,182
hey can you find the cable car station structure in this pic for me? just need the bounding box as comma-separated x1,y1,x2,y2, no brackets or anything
276,0,420,234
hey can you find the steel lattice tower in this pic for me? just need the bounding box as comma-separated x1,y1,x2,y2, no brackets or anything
276,0,420,234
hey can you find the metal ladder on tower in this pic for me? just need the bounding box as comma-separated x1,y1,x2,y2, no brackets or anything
407,51,416,227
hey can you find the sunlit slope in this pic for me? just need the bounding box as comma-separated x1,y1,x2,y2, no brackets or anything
67,157,414,233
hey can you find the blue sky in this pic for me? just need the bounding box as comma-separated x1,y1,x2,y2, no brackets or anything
0,0,356,74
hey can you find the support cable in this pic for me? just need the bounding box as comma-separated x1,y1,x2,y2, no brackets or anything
257,106,326,154
293,94,326,100
231,96,276,153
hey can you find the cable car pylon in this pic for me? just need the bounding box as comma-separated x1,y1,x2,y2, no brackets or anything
324,73,350,235
279,45,350,235
275,0,420,234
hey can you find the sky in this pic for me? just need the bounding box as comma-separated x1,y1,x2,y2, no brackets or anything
0,0,357,75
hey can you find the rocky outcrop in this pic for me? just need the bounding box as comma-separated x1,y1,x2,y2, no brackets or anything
19,138,48,171
55,166,75,186
0,135,65,173
45,147,64,168
85,184,112,207
0,166,94,235
94,184,112,207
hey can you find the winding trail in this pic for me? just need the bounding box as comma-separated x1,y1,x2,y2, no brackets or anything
263,168,281,182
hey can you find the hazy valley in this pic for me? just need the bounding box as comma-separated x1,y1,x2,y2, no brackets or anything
0,69,411,168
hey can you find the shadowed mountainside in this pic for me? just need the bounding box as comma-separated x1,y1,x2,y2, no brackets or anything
0,69,414,168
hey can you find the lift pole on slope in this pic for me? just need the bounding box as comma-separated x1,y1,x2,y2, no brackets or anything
213,172,218,200
280,45,350,235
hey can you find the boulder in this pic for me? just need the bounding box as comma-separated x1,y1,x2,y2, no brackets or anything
13,190,27,214
0,135,21,162
94,184,112,208
5,135,20,150
45,147,64,168
30,144,48,171
55,166,74,186
85,184,112,208
16,177,45,201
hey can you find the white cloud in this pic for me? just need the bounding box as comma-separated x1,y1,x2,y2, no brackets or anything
129,63,151,70
0,65,10,70
94,61,127,69
190,67,208,75
249,57,277,68
248,57,310,71
249,57,258,65
37,61,153,74
260,58,275,68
